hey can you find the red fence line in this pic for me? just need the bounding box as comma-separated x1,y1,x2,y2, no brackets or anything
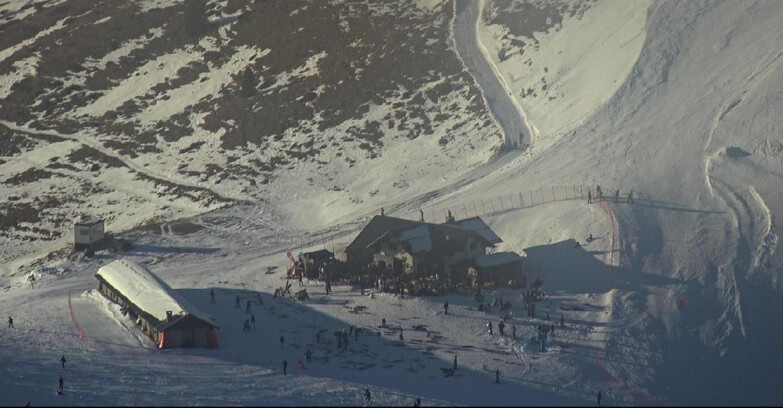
68,291,86,340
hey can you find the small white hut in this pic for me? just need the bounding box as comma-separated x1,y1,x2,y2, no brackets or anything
74,219,104,251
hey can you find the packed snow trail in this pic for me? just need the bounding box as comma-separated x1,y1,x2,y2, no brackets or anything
452,0,534,150
0,120,241,203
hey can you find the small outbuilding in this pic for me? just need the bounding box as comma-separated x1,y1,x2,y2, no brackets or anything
95,259,218,349
74,219,105,251
470,252,525,288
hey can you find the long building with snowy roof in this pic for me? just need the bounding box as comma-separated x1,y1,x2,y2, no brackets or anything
95,259,218,349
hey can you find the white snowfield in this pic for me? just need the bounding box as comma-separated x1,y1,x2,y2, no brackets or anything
95,259,214,325
1,0,783,406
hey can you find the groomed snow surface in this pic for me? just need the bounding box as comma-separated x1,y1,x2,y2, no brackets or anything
2,0,783,406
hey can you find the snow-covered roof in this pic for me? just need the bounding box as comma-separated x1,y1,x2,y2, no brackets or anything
76,218,103,226
475,252,524,268
95,259,214,326
451,217,502,244
398,225,433,252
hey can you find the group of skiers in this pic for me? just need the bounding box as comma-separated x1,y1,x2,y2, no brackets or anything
588,185,634,204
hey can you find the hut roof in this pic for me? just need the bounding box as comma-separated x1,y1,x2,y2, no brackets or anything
475,252,524,268
451,217,502,244
95,259,214,327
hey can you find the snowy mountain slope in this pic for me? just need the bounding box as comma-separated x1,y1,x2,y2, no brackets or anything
0,0,503,268
2,0,783,406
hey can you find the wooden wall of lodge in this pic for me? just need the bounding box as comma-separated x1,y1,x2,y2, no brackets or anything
97,279,216,348
98,280,161,343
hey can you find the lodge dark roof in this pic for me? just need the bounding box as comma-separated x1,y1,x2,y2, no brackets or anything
349,215,495,256
345,215,422,254
303,249,334,261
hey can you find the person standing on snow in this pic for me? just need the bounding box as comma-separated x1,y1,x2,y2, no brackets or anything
588,190,592,204
242,318,250,333
7,316,13,328
399,327,404,341
59,355,66,369
597,390,602,406
495,369,500,384
444,301,449,315
498,320,505,336
282,359,288,375
57,376,64,394
487,320,493,335
512,325,517,339
364,389,372,407
305,349,313,363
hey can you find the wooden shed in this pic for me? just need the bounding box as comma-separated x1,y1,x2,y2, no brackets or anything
95,259,218,349
470,252,525,287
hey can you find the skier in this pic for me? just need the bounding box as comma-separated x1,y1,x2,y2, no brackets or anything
280,335,285,350
235,295,240,309
59,355,66,369
242,318,250,333
587,190,592,204
512,325,517,339
498,320,505,336
627,191,634,203
443,301,449,315
28,273,35,289
282,359,288,376
487,320,493,335
453,355,457,371
246,299,252,313
381,318,387,328
495,369,500,384
57,376,64,394
210,288,216,304
7,316,12,328
364,388,372,407
597,390,602,406
305,349,313,364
